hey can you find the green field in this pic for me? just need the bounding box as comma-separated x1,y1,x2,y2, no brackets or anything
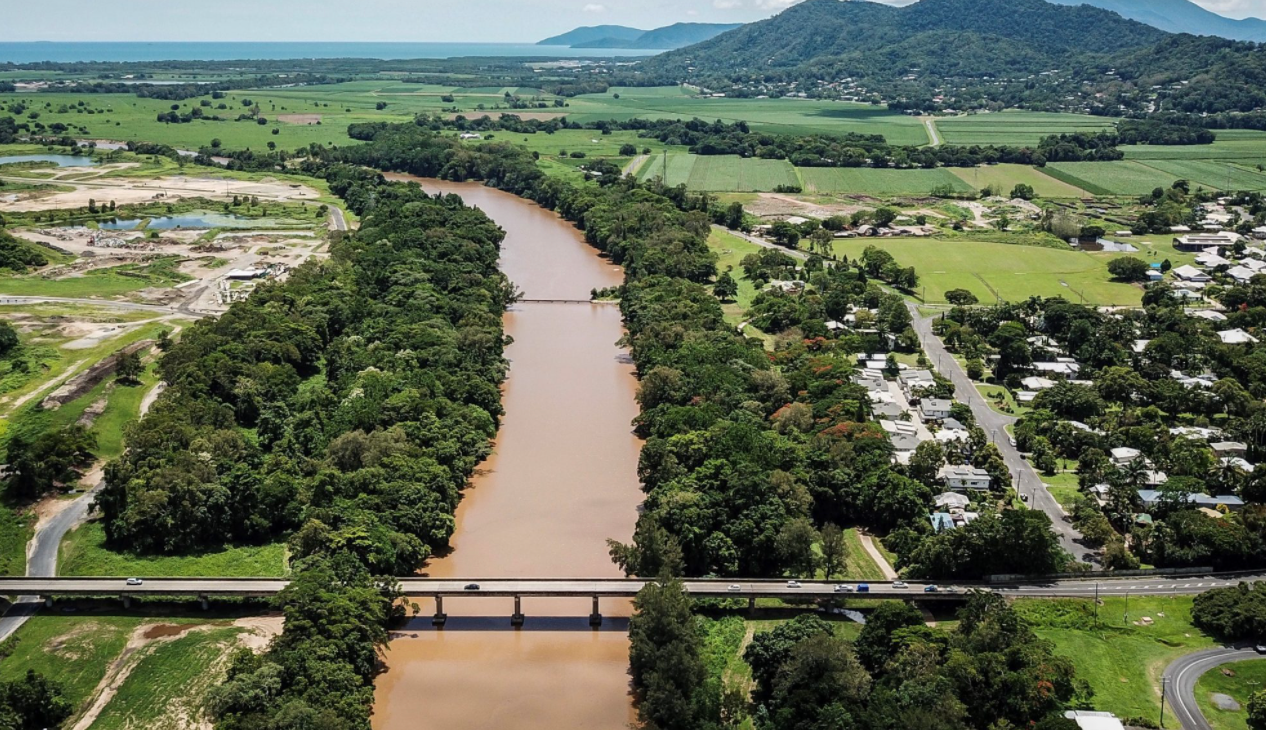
1123,130,1266,163
1016,596,1216,726
936,111,1118,146
830,237,1144,306
59,521,288,577
0,615,142,709
949,164,1090,198
1194,658,1266,730
799,166,972,196
1135,160,1266,192
1045,161,1183,196
639,153,800,192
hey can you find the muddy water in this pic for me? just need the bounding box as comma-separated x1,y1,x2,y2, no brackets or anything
372,177,642,730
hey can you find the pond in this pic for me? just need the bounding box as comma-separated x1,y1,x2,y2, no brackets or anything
97,212,263,230
0,154,97,167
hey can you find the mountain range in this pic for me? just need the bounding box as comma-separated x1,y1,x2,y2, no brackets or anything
1048,0,1266,42
537,22,742,50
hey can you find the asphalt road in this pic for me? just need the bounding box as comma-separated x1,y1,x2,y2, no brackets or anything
0,575,1258,601
908,306,1095,564
1164,646,1262,730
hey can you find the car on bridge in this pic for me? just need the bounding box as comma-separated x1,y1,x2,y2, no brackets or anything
786,580,801,588
893,581,909,589
464,583,480,591
834,584,854,593
727,584,741,592
924,585,940,593
125,578,143,586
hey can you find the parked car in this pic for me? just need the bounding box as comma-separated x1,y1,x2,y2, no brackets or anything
125,578,143,586
786,580,801,588
892,581,909,589
834,584,854,593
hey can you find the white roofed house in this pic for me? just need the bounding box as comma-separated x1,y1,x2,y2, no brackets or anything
1110,446,1141,465
1211,441,1249,458
939,464,992,491
1186,309,1227,323
935,492,971,510
1171,265,1211,283
920,398,953,421
1174,232,1241,252
1020,376,1057,391
1194,251,1234,268
1226,265,1257,284
1218,328,1259,345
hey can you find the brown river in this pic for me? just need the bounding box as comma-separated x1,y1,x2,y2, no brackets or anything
372,177,643,730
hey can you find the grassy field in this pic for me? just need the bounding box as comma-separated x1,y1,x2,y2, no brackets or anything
936,111,1118,146
1134,160,1266,192
1123,130,1266,164
1046,161,1183,196
0,501,33,576
638,153,800,192
565,88,931,145
0,615,141,709
707,227,767,328
842,528,889,581
58,521,288,577
1194,658,1266,730
829,238,1144,306
948,164,1090,198
799,166,972,196
89,626,243,730
1015,596,1216,726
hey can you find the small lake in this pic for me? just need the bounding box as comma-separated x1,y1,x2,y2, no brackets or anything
0,154,97,167
98,212,262,230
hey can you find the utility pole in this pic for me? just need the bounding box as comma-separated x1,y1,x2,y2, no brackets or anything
1094,582,1099,626
1160,676,1168,728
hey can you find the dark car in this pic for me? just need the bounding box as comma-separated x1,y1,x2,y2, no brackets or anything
464,583,480,591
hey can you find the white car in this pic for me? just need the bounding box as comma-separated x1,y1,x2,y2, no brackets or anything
727,584,742,592
833,584,854,593
892,581,909,589
786,580,802,588
125,578,143,586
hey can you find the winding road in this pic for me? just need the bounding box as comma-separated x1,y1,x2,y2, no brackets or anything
1165,647,1261,730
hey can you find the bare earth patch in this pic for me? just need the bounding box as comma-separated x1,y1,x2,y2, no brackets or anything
445,111,565,122
276,114,321,125
0,175,320,212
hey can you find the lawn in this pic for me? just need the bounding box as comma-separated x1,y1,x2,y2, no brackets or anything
948,164,1090,198
58,521,288,577
707,227,767,327
0,615,142,710
89,626,244,730
842,528,889,581
1016,596,1216,727
829,238,1144,306
976,384,1029,418
798,166,972,196
936,111,1118,146
1194,657,1266,730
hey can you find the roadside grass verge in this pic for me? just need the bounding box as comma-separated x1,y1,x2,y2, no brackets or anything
1015,596,1216,725
1194,657,1266,730
58,520,288,578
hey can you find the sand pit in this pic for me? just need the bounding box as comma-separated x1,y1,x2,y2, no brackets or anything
0,175,321,212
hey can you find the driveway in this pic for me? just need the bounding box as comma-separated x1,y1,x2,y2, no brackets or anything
907,305,1095,564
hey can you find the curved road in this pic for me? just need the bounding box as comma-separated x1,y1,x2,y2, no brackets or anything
1165,647,1261,730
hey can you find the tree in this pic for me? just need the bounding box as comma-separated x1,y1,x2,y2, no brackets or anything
609,516,685,578
210,138,222,149
776,516,820,578
724,201,745,230
874,207,898,227
619,143,638,156
965,358,984,380
116,350,143,385
713,269,739,302
0,670,72,730
1107,257,1150,282
1011,183,1035,200
745,615,835,703
7,425,96,499
819,523,848,579
0,321,19,358
944,289,978,306
629,578,707,730
1249,689,1266,730
908,440,946,486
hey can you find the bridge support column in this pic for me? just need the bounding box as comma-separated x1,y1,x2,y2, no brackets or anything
589,596,602,628
432,596,447,628
511,595,524,627
748,595,757,616
199,595,210,611
121,595,132,609
43,596,53,609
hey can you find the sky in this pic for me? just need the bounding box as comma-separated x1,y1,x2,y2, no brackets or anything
2,0,1264,43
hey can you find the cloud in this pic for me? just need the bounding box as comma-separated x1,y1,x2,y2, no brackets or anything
753,0,801,8
713,0,742,8
1190,0,1266,19
582,3,605,12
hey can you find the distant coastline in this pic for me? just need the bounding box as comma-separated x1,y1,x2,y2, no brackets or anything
0,42,657,64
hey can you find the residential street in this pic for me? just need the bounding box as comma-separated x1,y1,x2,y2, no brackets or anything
908,304,1096,564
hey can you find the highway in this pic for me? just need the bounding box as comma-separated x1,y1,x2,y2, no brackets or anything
1164,647,1262,730
0,575,1259,601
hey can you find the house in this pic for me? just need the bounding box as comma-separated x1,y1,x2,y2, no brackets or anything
940,465,992,491
1171,265,1212,283
872,401,904,419
1170,225,1192,233
1016,390,1039,404
1195,252,1234,268
1171,288,1205,301
1218,328,1259,345
1064,711,1125,730
1131,339,1150,354
1211,441,1249,458
920,398,953,421
1020,376,1057,391
1220,456,1256,473
1147,270,1164,282
899,369,936,395
1254,225,1266,240
1110,446,1141,465
767,279,805,293
880,419,918,436
935,427,970,444
1227,265,1257,283
942,418,967,432
1174,232,1240,252
929,513,956,532
1187,309,1228,323
1170,426,1224,441
1033,359,1081,376
890,433,924,453
1137,490,1245,512
458,132,482,140
935,492,971,509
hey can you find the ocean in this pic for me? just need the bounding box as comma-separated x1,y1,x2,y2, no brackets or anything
0,42,657,64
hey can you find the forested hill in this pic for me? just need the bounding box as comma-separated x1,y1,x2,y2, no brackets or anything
639,0,1166,79
1048,0,1266,42
540,22,742,49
